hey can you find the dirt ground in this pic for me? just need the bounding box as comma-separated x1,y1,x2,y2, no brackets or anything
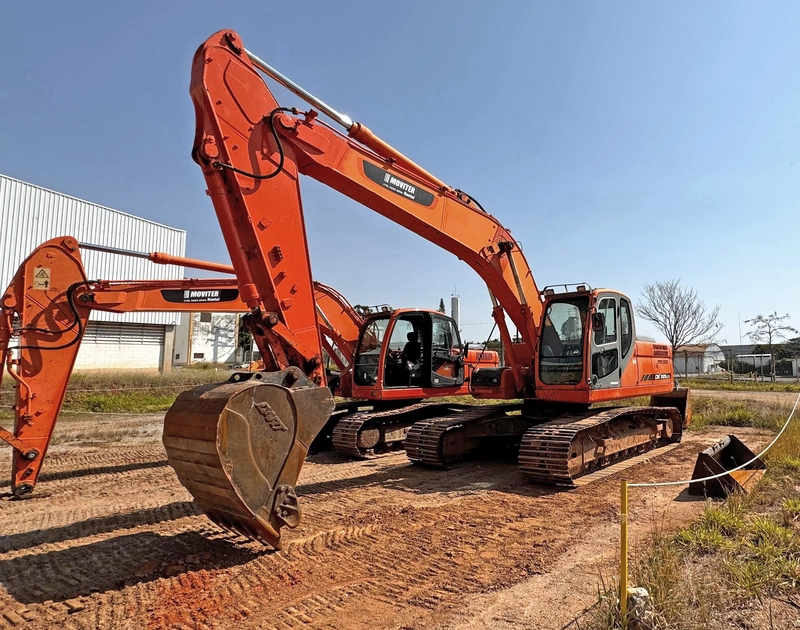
0,404,773,630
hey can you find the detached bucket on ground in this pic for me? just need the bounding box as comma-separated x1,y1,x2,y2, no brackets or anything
688,435,766,498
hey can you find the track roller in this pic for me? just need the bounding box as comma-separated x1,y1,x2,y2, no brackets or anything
518,406,684,485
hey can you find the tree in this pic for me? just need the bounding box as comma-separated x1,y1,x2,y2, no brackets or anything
745,313,797,382
637,279,722,355
438,298,446,314
776,336,800,361
236,319,253,361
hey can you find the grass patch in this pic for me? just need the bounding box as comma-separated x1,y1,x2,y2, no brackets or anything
683,377,800,393
590,394,800,629
689,397,791,432
68,391,180,413
0,367,229,414
422,395,522,406
65,367,227,391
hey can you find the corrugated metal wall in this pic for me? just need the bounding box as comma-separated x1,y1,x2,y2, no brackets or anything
0,174,186,325
74,322,166,370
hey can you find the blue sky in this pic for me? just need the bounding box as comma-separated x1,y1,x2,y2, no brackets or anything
2,1,798,344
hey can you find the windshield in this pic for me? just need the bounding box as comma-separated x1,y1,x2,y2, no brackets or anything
539,297,588,385
354,317,390,385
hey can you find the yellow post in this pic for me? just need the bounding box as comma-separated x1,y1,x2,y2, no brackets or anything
620,480,629,627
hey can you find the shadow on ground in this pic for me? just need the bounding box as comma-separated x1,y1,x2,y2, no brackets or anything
0,501,200,553
0,460,168,489
0,530,268,604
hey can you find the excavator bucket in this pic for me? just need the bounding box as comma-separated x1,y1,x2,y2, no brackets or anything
688,435,766,497
163,368,334,549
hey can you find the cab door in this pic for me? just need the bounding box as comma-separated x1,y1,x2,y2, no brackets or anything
429,314,465,388
590,294,620,389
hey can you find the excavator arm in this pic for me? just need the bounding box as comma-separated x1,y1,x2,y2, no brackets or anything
167,30,554,548
313,282,363,371
0,236,364,497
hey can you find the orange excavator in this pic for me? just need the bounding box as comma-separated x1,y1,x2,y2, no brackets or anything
0,237,496,496
0,236,252,497
161,30,691,549
252,287,501,458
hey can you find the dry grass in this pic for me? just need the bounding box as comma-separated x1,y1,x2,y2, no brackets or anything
590,400,800,629
683,377,800,393
690,397,793,432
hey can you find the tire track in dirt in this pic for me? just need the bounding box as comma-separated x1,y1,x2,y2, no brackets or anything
0,417,739,630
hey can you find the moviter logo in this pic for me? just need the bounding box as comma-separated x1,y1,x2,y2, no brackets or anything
161,288,239,304
363,161,435,206
383,172,417,196
183,290,221,300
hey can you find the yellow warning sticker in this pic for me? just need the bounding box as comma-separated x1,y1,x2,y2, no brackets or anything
32,267,51,290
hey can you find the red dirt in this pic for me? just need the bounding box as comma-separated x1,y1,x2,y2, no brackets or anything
0,412,770,629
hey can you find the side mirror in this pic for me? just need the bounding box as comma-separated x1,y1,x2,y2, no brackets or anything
463,342,470,357
591,312,605,333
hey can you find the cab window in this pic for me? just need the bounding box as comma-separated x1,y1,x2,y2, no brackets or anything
620,298,633,358
432,316,461,356
593,298,616,346
353,317,390,386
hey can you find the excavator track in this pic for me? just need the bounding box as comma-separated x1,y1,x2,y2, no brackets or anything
163,369,334,549
332,402,472,458
518,405,683,486
405,404,528,466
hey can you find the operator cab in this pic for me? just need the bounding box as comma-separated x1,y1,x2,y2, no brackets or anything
538,285,636,392
353,310,465,390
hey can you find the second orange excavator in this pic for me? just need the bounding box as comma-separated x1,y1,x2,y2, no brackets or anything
159,30,691,549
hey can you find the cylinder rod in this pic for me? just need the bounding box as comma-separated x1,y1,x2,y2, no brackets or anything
245,49,452,192
79,242,149,259
245,49,353,130
79,242,236,275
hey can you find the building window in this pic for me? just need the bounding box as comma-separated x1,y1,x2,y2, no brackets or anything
175,353,181,360
199,313,212,323
193,352,205,359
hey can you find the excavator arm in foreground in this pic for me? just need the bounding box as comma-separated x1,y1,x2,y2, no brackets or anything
189,31,541,388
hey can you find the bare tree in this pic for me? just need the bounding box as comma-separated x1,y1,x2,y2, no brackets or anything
637,279,722,355
745,312,797,382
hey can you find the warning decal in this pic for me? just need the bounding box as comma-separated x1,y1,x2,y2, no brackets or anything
32,267,51,290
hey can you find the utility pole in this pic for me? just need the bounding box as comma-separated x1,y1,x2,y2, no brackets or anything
738,313,742,347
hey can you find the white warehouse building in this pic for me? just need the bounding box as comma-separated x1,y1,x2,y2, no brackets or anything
0,173,187,370
174,312,241,366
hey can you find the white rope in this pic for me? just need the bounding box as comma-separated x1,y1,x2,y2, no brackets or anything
628,390,800,488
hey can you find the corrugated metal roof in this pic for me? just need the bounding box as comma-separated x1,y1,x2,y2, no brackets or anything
0,173,187,325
